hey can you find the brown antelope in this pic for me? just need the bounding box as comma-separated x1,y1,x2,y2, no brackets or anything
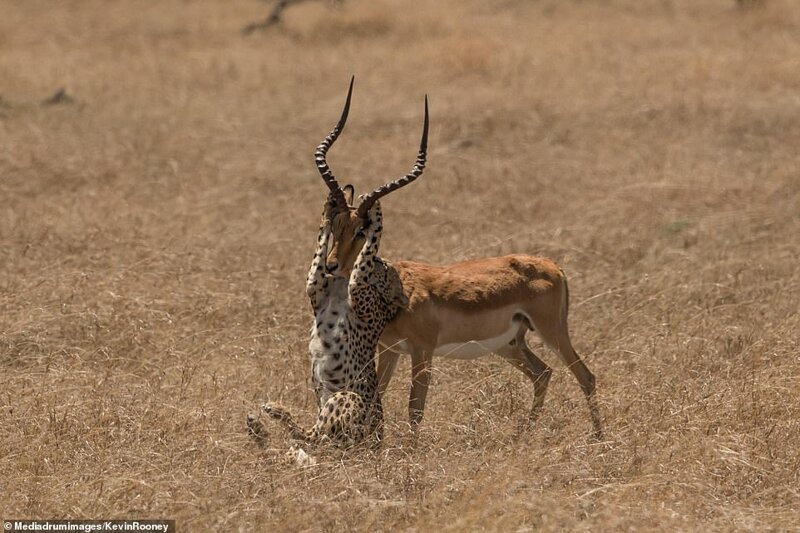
313,80,602,440
376,256,602,439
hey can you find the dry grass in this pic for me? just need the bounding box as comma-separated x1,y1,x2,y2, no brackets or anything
2,0,799,530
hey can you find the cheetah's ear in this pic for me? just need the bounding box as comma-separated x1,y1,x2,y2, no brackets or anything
385,265,409,309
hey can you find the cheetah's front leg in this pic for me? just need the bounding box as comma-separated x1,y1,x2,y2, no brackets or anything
347,201,383,316
306,203,335,311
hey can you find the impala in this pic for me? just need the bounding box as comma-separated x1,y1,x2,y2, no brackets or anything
314,80,602,439
376,255,602,439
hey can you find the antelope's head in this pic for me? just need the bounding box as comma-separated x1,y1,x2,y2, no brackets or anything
315,77,429,277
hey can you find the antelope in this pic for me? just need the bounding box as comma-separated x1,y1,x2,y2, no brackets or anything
312,79,602,440
376,256,602,439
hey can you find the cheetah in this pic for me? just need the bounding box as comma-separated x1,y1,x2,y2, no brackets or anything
247,198,407,447
247,77,425,448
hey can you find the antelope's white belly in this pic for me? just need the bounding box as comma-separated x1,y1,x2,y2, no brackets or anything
380,308,530,360
433,321,518,359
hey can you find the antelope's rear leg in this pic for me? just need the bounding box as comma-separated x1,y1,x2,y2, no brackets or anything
497,328,552,421
533,318,602,440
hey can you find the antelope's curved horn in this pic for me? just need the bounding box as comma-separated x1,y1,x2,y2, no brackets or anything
356,95,429,218
315,76,354,210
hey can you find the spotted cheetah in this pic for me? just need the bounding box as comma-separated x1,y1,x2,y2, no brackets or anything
247,77,425,448
248,198,406,447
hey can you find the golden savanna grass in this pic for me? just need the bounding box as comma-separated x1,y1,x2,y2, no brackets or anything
1,0,799,530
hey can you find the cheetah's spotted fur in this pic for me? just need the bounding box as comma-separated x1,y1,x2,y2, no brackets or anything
247,200,405,448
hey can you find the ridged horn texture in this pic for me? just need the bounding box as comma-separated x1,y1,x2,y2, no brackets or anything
315,76,354,210
356,95,429,218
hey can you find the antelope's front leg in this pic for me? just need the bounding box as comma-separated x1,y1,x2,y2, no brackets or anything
409,347,433,430
306,217,332,310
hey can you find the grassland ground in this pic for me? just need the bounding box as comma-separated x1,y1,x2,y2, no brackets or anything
1,0,799,530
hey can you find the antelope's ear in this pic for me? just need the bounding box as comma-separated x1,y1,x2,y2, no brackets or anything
322,193,337,220
343,184,355,206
